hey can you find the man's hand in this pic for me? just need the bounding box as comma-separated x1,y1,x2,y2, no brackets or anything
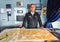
40,26,44,29
20,27,25,29
19,24,23,28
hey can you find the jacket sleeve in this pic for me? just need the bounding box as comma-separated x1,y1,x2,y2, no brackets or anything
22,14,28,28
38,14,42,27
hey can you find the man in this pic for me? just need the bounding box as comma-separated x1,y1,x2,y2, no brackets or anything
23,4,42,28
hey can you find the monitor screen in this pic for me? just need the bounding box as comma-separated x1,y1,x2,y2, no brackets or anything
16,15,24,21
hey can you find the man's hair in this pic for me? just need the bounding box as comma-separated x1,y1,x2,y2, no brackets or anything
29,4,36,8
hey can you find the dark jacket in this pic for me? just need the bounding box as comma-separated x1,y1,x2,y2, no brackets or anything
23,12,42,28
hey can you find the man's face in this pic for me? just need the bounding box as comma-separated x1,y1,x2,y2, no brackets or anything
30,5,36,12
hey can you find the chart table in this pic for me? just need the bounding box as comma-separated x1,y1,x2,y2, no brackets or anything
17,28,58,42
0,28,59,42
